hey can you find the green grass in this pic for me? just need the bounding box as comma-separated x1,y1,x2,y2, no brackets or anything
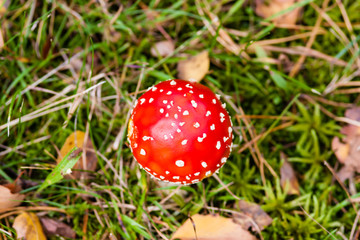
1,0,360,239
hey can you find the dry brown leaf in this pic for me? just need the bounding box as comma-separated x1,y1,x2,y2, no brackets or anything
171,214,256,240
57,131,97,179
235,200,273,231
177,51,210,83
13,212,47,240
280,153,300,195
0,183,25,210
150,40,175,57
40,217,76,239
255,0,301,25
332,107,360,181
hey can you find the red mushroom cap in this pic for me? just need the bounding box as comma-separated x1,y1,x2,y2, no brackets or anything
128,79,233,185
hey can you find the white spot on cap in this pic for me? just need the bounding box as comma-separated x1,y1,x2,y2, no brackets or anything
170,80,176,85
152,86,157,91
160,89,164,92
216,94,221,99
177,129,181,133
206,111,211,117
216,164,220,167
206,171,212,176
186,176,190,180
210,124,215,130
171,122,176,127
133,143,138,148
198,133,207,142
193,122,200,128
165,113,169,117
142,136,153,141
163,100,168,104
140,98,146,104
175,160,185,167
140,149,146,155
145,167,151,171
160,108,164,113
221,157,227,163
192,179,199,183
164,135,168,140
173,176,180,179
199,94,204,98
216,141,221,149
189,90,194,93
167,91,172,95
191,100,197,108
174,114,178,119
223,137,229,142
186,84,193,89
194,172,200,176
183,110,189,116
212,99,216,104
166,171,170,174
179,122,185,126
201,162,207,168
170,101,174,106
149,98,154,103
220,113,225,122
177,106,182,112
228,127,232,135
160,176,165,179
178,87,183,91
167,105,171,109
181,139,188,145
222,103,226,108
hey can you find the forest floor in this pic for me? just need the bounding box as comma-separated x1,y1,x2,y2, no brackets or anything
1,0,360,239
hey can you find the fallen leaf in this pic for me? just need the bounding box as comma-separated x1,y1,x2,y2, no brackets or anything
13,212,47,240
40,217,76,239
0,183,25,210
332,107,360,181
177,51,210,83
0,0,10,15
255,0,301,25
280,153,300,195
150,40,175,57
171,214,256,240
57,131,97,179
234,200,273,231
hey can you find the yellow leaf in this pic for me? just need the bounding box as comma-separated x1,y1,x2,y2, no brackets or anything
57,131,97,179
177,51,210,83
0,185,25,210
171,214,256,240
13,212,47,240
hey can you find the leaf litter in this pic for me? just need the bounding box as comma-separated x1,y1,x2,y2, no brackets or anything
255,0,302,25
234,200,273,232
150,40,175,57
171,214,256,240
280,152,300,195
13,212,46,240
0,182,25,210
40,217,76,239
332,107,360,181
177,50,210,83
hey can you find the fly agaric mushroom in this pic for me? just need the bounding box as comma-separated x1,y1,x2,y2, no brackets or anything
128,79,233,185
